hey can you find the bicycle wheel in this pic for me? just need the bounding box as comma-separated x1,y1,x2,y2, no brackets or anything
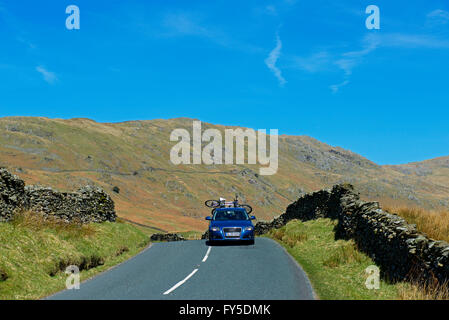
205,199,220,208
240,204,253,214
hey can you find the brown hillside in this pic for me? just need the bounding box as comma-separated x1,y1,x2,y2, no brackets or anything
0,117,447,232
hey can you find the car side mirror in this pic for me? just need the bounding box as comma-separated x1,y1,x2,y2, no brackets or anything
205,216,212,220
250,216,256,220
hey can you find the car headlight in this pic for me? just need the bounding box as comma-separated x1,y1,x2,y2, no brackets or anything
211,227,220,232
245,226,253,231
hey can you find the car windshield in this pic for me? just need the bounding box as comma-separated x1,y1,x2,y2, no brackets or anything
213,210,248,221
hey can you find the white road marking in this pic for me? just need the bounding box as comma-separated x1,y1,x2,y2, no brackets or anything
202,246,212,262
162,246,211,295
163,269,199,295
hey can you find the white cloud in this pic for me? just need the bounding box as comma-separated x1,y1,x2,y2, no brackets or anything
330,80,349,94
265,34,286,86
36,66,57,84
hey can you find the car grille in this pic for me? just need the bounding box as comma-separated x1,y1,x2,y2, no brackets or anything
223,227,242,238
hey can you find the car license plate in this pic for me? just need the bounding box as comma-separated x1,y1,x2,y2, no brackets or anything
226,232,240,237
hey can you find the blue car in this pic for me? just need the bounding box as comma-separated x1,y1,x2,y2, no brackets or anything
205,207,256,244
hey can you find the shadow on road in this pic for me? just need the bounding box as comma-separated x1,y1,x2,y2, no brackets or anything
205,240,255,247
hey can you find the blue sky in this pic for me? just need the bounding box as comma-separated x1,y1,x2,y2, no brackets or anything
0,0,448,165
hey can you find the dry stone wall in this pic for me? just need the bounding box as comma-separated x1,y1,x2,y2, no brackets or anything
255,184,449,285
150,233,186,242
0,169,27,222
0,168,116,223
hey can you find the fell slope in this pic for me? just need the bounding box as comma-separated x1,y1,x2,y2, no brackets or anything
0,117,447,232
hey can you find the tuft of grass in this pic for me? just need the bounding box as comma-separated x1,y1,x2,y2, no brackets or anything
323,241,365,267
398,281,449,300
0,212,150,300
115,246,129,256
270,229,285,241
11,210,96,238
384,206,449,242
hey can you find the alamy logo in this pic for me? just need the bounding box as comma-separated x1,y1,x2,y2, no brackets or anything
66,5,80,30
365,5,380,30
365,265,380,289
169,121,278,175
65,265,80,290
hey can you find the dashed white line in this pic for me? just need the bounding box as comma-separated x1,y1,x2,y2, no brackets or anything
163,268,199,295
202,246,212,262
163,246,212,295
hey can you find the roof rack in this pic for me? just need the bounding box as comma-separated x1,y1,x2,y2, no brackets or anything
204,195,253,214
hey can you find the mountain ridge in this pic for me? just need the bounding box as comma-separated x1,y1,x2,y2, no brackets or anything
0,116,447,232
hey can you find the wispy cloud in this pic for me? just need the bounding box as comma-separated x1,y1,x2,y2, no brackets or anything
377,33,449,48
343,36,380,58
36,66,58,84
265,34,286,86
330,80,349,94
16,36,36,49
163,13,212,38
160,12,262,54
328,36,377,93
265,5,277,16
330,31,449,92
293,51,331,73
291,29,449,93
335,34,381,77
427,9,449,25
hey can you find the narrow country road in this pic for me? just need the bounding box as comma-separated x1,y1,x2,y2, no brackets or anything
49,238,315,300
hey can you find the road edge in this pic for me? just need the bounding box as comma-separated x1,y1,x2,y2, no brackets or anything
266,237,318,300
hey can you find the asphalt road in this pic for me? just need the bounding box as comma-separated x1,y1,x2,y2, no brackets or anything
49,238,315,300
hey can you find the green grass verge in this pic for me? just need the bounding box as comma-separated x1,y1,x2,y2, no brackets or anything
0,215,150,300
265,218,406,300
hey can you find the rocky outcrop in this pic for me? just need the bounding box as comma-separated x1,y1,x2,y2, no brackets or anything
256,184,449,285
0,168,116,223
150,233,186,242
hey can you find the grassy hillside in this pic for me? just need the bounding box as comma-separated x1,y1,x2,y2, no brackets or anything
267,219,449,300
0,212,149,300
0,116,448,232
